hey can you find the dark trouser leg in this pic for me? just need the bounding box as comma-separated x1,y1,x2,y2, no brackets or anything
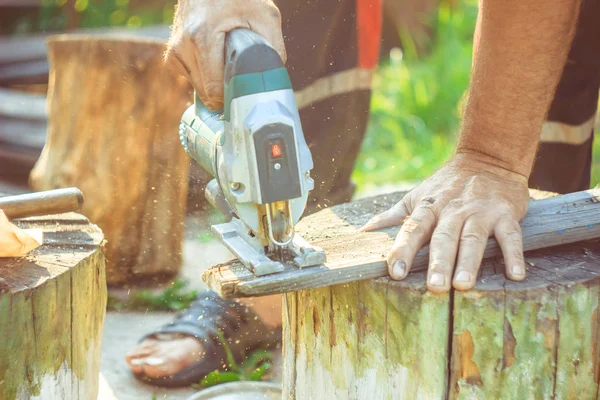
275,0,382,213
529,0,600,194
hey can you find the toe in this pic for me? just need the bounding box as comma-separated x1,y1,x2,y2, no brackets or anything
134,337,205,379
126,342,158,362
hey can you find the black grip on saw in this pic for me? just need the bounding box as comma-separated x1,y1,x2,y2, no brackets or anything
224,29,285,84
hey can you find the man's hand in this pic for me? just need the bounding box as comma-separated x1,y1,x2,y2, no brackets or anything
166,0,286,110
361,0,579,293
361,154,530,293
0,210,41,257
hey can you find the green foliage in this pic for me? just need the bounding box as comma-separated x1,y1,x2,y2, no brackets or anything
107,279,199,312
352,1,478,194
193,333,274,389
11,0,176,34
197,231,214,243
592,138,600,187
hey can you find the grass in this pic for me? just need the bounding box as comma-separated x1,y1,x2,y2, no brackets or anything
353,0,600,194
107,279,199,312
192,335,273,389
351,1,476,194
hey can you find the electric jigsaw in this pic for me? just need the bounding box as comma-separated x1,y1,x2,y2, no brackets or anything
179,29,326,276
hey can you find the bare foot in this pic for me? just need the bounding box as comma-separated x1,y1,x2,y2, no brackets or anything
126,334,205,379
125,294,283,382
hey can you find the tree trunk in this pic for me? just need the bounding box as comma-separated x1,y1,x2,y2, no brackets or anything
30,36,192,285
0,212,106,399
279,191,600,399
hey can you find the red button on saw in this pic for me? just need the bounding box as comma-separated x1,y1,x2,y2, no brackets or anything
271,143,282,158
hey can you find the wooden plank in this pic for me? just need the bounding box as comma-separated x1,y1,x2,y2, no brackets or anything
0,87,47,120
0,26,170,85
203,189,600,298
0,25,170,65
0,60,49,85
0,88,47,184
0,118,46,148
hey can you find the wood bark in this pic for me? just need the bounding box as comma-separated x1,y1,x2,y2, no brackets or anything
276,190,600,399
30,36,192,284
0,212,106,399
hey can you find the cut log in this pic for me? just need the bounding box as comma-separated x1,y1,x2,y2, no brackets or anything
278,190,600,399
0,211,106,399
30,36,192,285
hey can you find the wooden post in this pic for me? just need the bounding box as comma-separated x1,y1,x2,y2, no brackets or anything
30,36,192,285
0,212,105,399
274,191,600,399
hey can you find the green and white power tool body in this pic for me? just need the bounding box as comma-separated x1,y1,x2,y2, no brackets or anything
179,29,325,276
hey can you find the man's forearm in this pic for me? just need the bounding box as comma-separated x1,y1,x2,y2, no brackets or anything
457,0,580,177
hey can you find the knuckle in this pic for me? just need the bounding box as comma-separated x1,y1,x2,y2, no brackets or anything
429,260,452,273
267,5,282,22
392,200,407,213
415,204,437,221
511,251,525,263
419,196,436,206
402,192,416,211
497,217,522,241
502,230,522,243
388,244,407,260
446,199,462,210
431,230,455,242
460,230,486,244
205,82,223,98
402,219,423,235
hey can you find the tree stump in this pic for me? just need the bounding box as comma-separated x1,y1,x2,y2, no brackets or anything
282,191,600,399
30,36,192,285
0,212,106,399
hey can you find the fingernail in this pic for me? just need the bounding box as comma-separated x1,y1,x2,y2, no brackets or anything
130,359,144,366
392,260,407,278
455,271,471,283
429,272,445,287
512,265,524,276
143,357,165,366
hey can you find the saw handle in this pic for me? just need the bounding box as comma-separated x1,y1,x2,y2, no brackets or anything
223,28,285,84
0,187,84,219
193,28,285,124
180,28,288,178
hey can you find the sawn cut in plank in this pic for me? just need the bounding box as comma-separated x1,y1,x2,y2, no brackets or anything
203,188,600,298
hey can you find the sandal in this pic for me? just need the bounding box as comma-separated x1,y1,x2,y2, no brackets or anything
132,290,281,388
